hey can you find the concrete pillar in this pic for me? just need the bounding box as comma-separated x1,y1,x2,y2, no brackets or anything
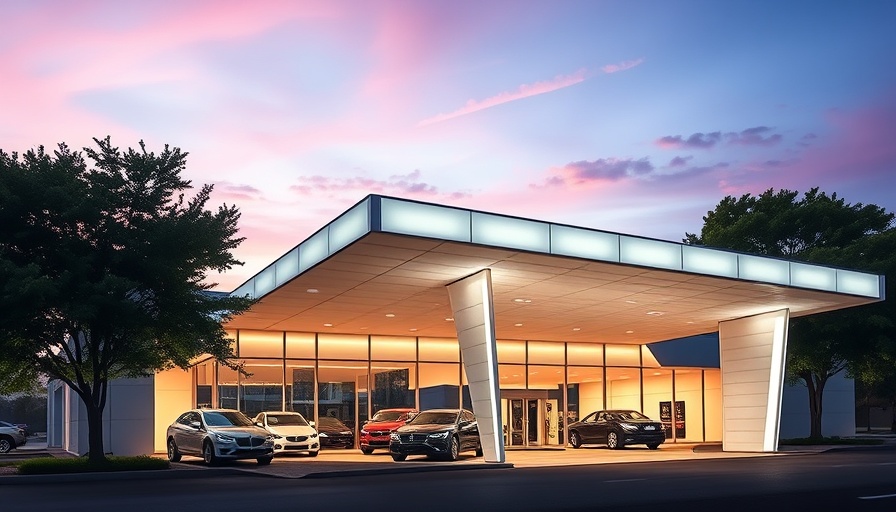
446,269,505,463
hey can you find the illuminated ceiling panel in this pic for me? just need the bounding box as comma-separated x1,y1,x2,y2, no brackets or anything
225,195,884,344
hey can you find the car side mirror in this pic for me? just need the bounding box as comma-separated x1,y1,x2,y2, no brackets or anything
190,421,201,429
255,421,264,428
309,421,315,427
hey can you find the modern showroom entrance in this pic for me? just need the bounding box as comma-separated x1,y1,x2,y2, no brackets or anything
501,391,561,448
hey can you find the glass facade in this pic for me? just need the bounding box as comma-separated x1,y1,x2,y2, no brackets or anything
202,332,722,448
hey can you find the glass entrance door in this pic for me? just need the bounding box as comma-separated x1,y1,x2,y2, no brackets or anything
504,398,544,447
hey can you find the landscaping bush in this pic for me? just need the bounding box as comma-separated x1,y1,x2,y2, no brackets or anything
16,455,169,475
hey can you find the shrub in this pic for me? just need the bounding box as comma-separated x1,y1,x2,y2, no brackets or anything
16,456,169,475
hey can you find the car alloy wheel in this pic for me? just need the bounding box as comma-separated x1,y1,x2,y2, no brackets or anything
569,431,582,449
607,431,619,449
167,439,182,462
448,436,460,461
0,438,11,454
203,441,217,465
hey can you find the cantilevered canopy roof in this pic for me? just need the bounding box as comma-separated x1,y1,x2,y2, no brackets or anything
225,195,884,345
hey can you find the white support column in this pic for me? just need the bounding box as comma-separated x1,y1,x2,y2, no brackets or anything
446,269,505,463
719,309,790,452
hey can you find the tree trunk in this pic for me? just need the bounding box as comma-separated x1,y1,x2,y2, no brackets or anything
804,372,827,440
85,398,107,464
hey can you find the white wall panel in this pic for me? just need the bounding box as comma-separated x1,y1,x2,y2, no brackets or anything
719,309,789,452
447,269,504,463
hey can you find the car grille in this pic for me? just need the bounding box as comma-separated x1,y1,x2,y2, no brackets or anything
236,436,267,447
368,431,389,437
397,433,427,443
286,436,309,442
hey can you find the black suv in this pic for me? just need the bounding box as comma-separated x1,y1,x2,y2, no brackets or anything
389,408,483,461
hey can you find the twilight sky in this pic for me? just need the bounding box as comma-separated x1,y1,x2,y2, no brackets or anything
3,0,895,291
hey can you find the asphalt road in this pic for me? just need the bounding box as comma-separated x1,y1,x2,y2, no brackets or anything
7,449,896,511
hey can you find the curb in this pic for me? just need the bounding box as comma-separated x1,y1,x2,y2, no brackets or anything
0,467,246,486
300,462,514,479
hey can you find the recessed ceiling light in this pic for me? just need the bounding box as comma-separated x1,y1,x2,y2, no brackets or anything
646,311,664,316
514,323,523,327
625,300,638,304
306,288,319,294
445,317,454,322
409,328,418,332
385,313,395,318
513,298,532,303
572,327,581,332
360,327,368,330
625,330,634,334
323,323,333,327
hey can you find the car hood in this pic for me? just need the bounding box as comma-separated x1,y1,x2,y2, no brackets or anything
208,425,270,437
363,420,405,431
395,424,456,434
267,425,317,437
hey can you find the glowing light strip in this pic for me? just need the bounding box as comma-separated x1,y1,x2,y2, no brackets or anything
764,311,789,452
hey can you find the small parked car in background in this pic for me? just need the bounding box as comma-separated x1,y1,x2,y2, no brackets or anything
316,416,355,449
0,421,27,453
566,410,665,450
389,408,482,461
254,411,320,457
360,408,418,454
166,409,274,465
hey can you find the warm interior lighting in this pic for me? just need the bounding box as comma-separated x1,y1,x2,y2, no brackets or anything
572,327,581,331
323,323,333,327
514,323,523,327
306,288,319,293
646,311,664,316
385,313,395,318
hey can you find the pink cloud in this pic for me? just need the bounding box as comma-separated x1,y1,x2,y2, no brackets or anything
538,158,655,188
656,132,722,149
601,58,644,74
725,126,782,147
418,69,588,126
289,169,471,200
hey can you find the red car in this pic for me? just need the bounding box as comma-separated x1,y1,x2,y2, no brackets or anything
359,408,418,454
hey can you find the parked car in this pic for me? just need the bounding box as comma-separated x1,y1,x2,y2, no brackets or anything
566,410,665,450
254,411,320,457
389,408,482,461
359,408,418,454
316,416,355,448
166,409,274,465
0,421,27,453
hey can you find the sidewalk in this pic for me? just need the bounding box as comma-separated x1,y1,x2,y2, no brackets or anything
3,436,895,484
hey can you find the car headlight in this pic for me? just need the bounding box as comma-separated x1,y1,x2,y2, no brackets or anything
319,432,328,437
390,433,400,440
214,433,236,443
428,431,450,439
271,434,283,439
619,423,639,433
360,429,368,435
340,431,351,435
310,433,318,438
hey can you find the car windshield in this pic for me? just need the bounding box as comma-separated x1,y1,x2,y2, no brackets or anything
0,421,14,428
371,410,406,422
408,411,458,425
268,414,309,426
612,411,649,421
202,411,254,427
317,417,348,429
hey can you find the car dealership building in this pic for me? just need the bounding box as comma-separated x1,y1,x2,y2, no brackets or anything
46,195,885,461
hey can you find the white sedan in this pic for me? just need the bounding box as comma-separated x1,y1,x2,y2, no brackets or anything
254,411,320,456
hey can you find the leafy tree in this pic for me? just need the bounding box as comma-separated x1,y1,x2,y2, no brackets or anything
0,137,255,463
685,188,896,439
